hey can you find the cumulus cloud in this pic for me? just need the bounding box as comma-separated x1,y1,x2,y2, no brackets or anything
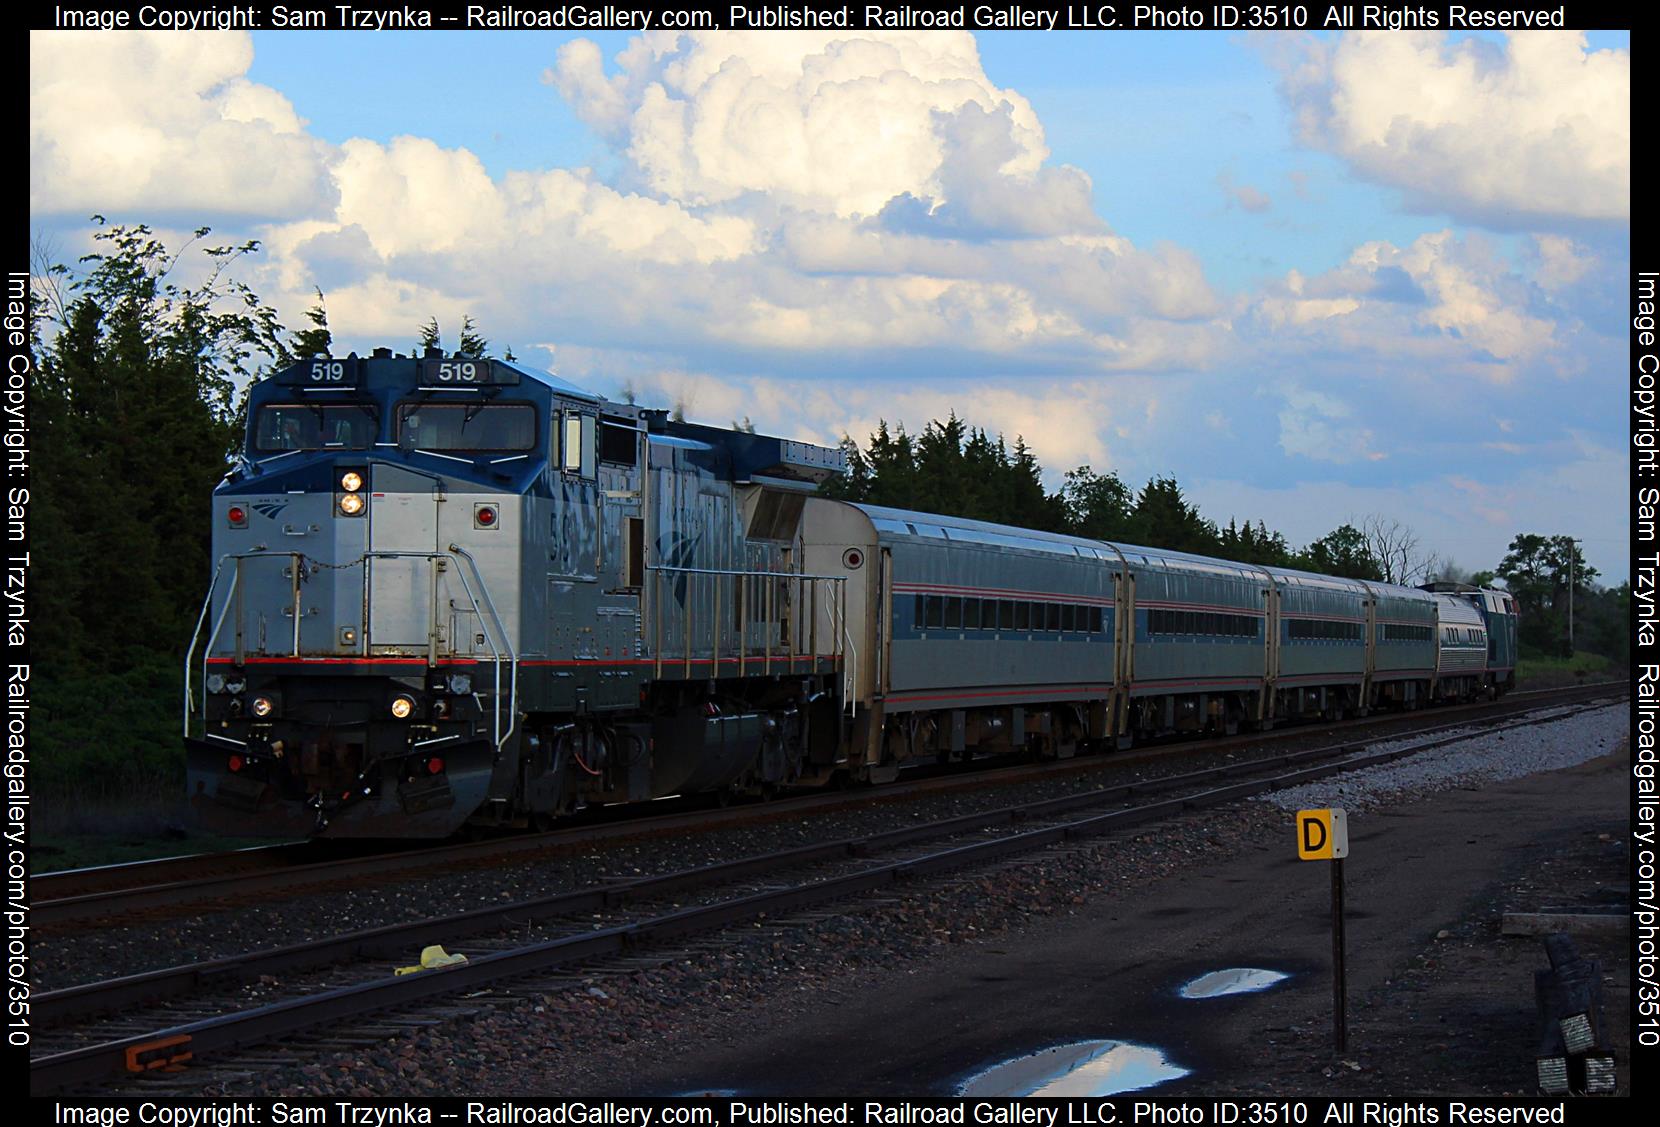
31,27,1622,557
30,31,335,219
1248,229,1564,379
547,31,1057,222
1269,31,1628,228
233,30,1226,377
582,359,1152,475
874,102,1102,238
1530,234,1595,291
25,30,1231,380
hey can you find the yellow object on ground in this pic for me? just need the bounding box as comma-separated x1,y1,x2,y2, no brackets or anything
394,945,469,975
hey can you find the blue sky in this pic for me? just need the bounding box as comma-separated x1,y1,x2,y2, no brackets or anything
31,28,1632,581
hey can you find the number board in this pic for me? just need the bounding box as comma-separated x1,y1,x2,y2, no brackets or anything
276,357,363,387
419,358,519,387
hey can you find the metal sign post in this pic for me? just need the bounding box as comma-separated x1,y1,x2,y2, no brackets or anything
1331,855,1347,1054
1298,807,1350,1055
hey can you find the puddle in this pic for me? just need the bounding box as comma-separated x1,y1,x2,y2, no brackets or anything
958,1040,1188,1097
1178,968,1290,999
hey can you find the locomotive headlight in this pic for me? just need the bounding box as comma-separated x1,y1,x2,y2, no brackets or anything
446,673,473,695
340,471,364,492
206,673,226,694
338,492,365,516
250,696,275,718
390,694,416,719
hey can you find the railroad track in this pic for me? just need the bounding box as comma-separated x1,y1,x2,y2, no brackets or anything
34,680,1622,931
31,690,1624,1093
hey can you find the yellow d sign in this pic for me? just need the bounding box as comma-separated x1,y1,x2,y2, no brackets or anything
1297,808,1348,860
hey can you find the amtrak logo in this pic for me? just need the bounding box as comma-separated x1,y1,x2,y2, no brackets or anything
251,501,290,520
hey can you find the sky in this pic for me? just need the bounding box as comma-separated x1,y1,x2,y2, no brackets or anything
29,26,1632,582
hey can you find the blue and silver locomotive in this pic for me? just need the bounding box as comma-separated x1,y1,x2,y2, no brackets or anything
186,351,1520,838
186,350,849,837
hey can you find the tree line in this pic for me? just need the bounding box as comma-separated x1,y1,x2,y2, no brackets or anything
821,416,1626,661
823,416,1418,583
26,220,1626,802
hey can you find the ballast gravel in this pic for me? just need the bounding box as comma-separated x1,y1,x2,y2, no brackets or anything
35,706,1474,991
137,700,1632,1098
1261,703,1626,813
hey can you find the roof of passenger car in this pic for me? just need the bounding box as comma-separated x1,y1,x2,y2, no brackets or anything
845,502,1439,600
849,504,1265,580
853,504,1109,557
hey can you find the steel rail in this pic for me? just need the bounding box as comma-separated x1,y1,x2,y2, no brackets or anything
31,694,1621,1092
35,680,1623,927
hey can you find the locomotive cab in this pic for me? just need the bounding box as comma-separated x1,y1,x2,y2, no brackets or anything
186,350,554,836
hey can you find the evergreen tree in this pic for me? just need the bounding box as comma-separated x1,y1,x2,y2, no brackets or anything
817,436,870,502
33,219,288,797
456,315,488,358
417,316,442,354
1130,477,1218,554
287,288,332,362
1008,436,1064,532
913,413,968,516
863,421,918,508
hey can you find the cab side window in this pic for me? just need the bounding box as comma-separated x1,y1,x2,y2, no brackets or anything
561,412,596,479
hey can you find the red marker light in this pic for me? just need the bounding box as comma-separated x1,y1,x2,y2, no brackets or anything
227,506,247,526
476,507,496,526
227,755,244,773
426,757,445,775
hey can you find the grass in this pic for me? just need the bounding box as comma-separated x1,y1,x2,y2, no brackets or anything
32,830,286,874
30,787,285,874
1515,650,1619,689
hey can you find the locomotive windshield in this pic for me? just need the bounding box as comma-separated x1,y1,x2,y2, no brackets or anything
254,404,378,451
396,403,536,451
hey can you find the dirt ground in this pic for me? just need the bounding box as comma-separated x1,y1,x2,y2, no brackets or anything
532,743,1632,1098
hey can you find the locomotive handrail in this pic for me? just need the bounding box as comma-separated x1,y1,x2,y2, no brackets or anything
184,549,303,739
359,547,517,753
644,564,848,685
184,547,517,753
828,582,857,716
445,543,518,753
184,553,236,738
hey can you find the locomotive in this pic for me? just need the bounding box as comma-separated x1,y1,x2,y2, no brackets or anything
184,351,1518,838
